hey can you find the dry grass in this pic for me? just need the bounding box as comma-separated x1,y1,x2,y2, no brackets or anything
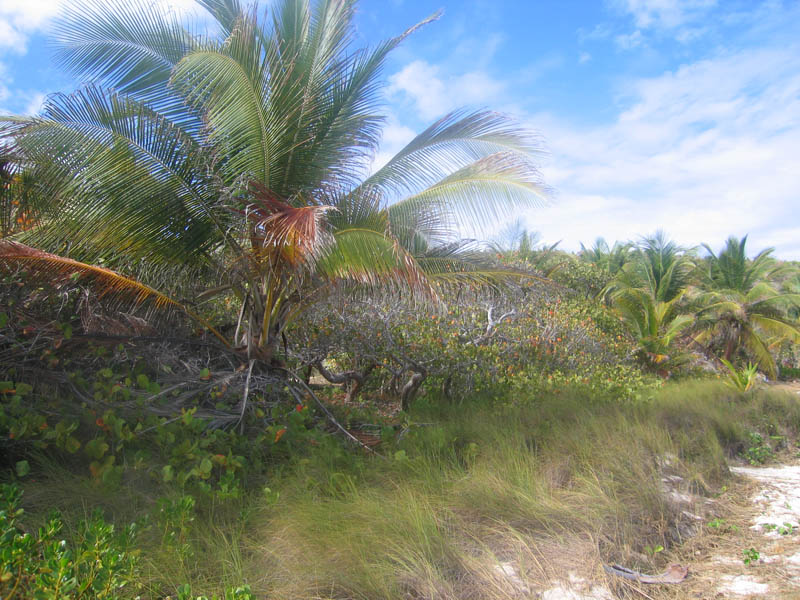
14,379,800,598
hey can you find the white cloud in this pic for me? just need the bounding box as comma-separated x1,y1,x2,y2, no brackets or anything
0,61,11,108
387,60,506,121
578,52,592,64
23,91,45,115
0,0,61,53
526,44,800,258
614,0,717,30
0,0,208,54
0,18,25,51
615,29,644,50
608,0,717,47
371,119,416,173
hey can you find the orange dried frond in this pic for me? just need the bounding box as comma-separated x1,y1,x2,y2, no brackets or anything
0,240,230,346
247,182,333,268
0,240,178,308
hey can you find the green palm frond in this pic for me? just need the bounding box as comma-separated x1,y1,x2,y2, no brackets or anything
416,244,537,288
53,0,204,127
702,235,778,293
360,109,544,197
7,87,221,266
740,324,778,378
317,228,431,295
749,314,800,342
326,187,388,231
197,0,245,36
172,29,284,186
387,151,548,246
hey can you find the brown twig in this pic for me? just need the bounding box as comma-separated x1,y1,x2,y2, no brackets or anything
277,366,387,459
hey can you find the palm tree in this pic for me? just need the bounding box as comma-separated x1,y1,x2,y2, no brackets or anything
693,236,800,377
608,232,694,371
618,231,694,303
613,288,693,371
579,237,632,277
0,0,548,361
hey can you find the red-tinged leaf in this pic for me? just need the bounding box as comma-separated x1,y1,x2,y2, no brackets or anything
274,428,287,443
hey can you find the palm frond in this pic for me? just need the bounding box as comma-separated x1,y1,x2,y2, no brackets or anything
274,3,440,193
171,30,287,186
0,240,229,346
197,0,245,36
360,109,544,197
7,87,222,266
316,228,432,295
740,324,778,378
244,182,333,269
387,151,548,246
416,241,543,289
53,0,203,127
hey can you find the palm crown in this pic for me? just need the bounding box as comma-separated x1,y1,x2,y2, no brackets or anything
0,0,548,360
694,236,800,377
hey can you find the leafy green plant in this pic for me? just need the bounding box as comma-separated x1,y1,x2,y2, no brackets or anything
720,358,759,392
175,583,255,600
156,495,196,563
0,483,138,599
644,544,664,557
761,522,795,535
706,518,739,533
742,547,760,565
743,432,775,465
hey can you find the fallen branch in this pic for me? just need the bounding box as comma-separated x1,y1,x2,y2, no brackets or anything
277,366,386,459
603,563,688,584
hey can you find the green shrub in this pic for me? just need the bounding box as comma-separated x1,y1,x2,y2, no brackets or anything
779,365,800,381
0,483,139,599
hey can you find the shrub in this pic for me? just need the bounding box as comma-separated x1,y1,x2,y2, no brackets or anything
0,483,139,599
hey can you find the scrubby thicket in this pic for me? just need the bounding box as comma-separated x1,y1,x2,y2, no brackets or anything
1,0,800,597
2,232,800,598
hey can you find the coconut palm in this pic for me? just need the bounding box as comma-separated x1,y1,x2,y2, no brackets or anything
612,288,693,371
693,236,800,377
0,0,547,361
579,237,632,277
607,232,694,371
617,232,694,303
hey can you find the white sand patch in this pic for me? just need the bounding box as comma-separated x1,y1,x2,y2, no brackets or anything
713,555,742,566
492,562,529,594
718,574,769,595
730,465,800,532
541,585,613,600
539,572,613,600
787,552,800,566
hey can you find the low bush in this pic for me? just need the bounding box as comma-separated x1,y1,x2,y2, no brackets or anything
0,483,139,599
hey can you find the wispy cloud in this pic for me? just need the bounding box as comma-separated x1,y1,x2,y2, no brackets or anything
387,60,507,121
0,0,62,53
371,118,416,173
612,0,717,30
615,29,645,50
530,43,800,257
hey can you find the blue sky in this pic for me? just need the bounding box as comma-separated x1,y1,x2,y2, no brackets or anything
1,0,799,257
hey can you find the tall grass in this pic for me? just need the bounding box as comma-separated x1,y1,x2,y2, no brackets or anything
13,380,800,598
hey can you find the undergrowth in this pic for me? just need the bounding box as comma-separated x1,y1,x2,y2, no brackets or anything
3,380,800,598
